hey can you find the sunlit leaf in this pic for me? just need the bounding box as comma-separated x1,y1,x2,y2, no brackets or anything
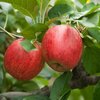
0,0,39,18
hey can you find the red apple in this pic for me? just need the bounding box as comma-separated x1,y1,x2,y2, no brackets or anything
4,39,44,80
42,25,83,72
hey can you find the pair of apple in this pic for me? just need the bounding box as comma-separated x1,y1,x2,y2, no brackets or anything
4,25,83,80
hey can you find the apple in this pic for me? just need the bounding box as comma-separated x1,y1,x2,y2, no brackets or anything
4,39,44,80
42,25,83,72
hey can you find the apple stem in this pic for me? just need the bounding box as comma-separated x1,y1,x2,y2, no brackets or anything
33,40,41,49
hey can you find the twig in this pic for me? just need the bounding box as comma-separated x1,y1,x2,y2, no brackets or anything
0,63,100,98
0,26,15,39
0,86,50,98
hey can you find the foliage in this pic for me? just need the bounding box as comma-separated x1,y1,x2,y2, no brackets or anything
0,0,100,100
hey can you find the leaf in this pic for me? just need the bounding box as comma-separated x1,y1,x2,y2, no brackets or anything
48,4,73,19
71,3,100,20
88,27,100,42
86,11,100,26
78,11,100,27
14,81,39,91
60,91,70,100
83,36,95,47
20,39,35,51
78,18,95,27
24,95,50,100
81,2,98,12
0,66,3,86
0,0,39,18
55,0,74,6
50,72,72,100
83,46,100,74
81,86,94,100
36,0,50,15
21,23,48,40
93,81,100,100
34,76,48,86
68,89,84,100
36,0,50,23
79,0,87,5
0,32,6,43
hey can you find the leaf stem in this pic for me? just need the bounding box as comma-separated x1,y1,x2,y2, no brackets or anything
0,26,15,39
4,14,8,29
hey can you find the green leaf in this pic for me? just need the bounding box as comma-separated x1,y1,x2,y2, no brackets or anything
78,18,95,27
21,23,48,40
0,0,39,18
83,36,95,47
55,0,74,6
50,72,72,100
83,46,100,74
0,66,3,86
48,4,73,19
24,95,50,100
86,11,100,26
68,89,84,100
71,3,100,20
14,81,39,91
0,32,6,43
81,2,99,12
34,76,48,86
93,81,100,100
79,0,87,5
88,27,100,42
36,0,50,16
60,91,70,100
78,11,100,27
36,0,50,23
81,86,94,100
20,39,35,51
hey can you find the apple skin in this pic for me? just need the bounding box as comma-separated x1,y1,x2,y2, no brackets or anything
42,25,83,72
4,39,44,80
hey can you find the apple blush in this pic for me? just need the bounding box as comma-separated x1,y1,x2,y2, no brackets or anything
4,39,44,80
42,25,83,72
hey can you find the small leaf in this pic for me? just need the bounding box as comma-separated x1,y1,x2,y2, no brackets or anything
0,0,39,18
48,4,73,19
50,72,72,100
88,27,100,42
20,40,35,51
79,0,87,5
93,81,100,100
21,23,48,40
55,0,74,6
83,46,100,74
14,81,39,91
34,76,48,86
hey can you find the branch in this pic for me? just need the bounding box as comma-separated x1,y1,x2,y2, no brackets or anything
70,75,100,89
0,63,100,98
0,86,50,98
70,62,100,89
